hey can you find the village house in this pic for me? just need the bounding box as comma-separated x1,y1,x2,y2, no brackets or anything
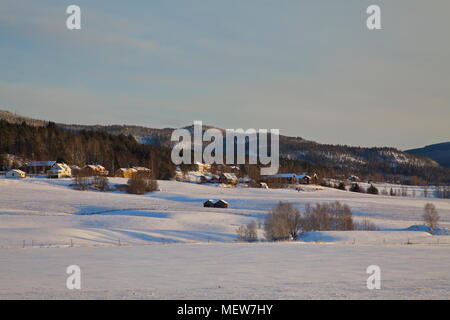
219,173,238,185
214,199,229,208
262,173,312,185
21,161,56,174
47,163,72,178
6,169,26,178
205,174,220,183
193,162,211,173
70,166,81,176
203,200,215,208
115,168,138,178
79,165,109,177
262,173,297,185
132,166,152,176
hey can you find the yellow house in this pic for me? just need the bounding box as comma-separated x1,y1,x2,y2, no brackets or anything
47,163,72,178
115,168,137,178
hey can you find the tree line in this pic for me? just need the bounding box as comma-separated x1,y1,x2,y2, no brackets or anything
0,120,175,179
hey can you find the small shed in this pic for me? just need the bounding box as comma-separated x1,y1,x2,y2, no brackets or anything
6,169,26,178
214,199,229,208
203,200,215,208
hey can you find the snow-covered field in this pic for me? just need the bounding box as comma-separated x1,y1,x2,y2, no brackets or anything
1,243,450,299
0,177,449,299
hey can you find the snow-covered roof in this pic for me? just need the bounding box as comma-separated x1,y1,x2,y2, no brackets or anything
50,163,71,171
26,161,56,167
118,167,137,171
268,173,311,179
270,173,296,178
222,173,237,179
86,165,106,170
132,166,151,171
8,169,25,174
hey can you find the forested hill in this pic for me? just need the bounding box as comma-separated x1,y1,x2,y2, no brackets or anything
407,142,450,169
1,110,450,184
0,120,175,179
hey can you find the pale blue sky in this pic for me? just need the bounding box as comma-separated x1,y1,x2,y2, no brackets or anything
1,0,449,149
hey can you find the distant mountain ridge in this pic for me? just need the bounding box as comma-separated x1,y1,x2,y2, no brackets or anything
407,142,450,168
1,109,448,183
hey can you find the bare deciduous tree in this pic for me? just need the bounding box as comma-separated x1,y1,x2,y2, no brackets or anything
264,202,302,241
236,221,258,242
73,172,90,191
93,175,110,191
423,203,439,232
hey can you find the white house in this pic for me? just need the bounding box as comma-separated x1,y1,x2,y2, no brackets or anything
47,163,72,178
6,169,26,179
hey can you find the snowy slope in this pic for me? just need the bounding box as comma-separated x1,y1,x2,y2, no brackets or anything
1,177,450,248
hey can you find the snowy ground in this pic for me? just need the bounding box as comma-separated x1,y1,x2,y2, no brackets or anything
0,177,449,299
1,243,449,299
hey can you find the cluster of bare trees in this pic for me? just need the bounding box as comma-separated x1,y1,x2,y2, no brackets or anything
73,174,110,191
301,202,354,232
127,171,158,195
434,186,450,199
73,171,158,195
381,186,450,199
237,201,443,242
237,201,380,242
388,187,409,197
236,221,258,242
354,219,379,231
